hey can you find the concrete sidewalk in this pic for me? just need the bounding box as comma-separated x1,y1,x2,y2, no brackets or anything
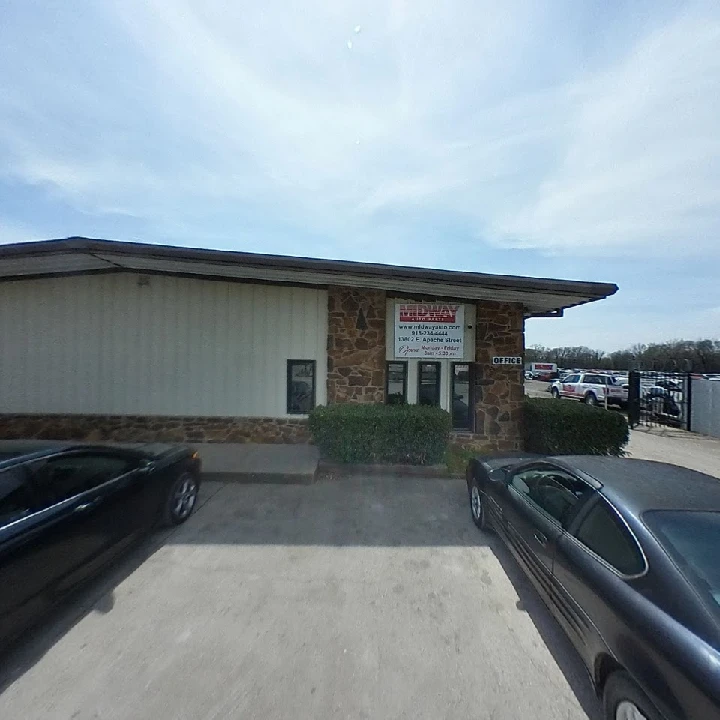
626,426,720,478
197,442,319,484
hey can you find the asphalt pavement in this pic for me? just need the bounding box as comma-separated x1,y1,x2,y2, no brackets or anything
0,478,599,720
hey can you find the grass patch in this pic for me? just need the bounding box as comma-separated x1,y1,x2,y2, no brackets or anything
445,445,477,476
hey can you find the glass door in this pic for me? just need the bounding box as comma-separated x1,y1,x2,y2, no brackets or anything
451,363,473,430
417,362,441,406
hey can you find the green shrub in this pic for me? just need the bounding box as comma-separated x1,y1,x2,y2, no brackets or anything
524,397,628,456
309,403,451,465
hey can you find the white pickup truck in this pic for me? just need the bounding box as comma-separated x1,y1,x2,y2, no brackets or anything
550,372,628,407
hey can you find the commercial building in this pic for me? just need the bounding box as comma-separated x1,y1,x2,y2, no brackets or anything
0,238,617,452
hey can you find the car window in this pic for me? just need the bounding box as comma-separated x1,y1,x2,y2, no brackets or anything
32,453,137,505
0,466,34,525
510,467,592,527
575,499,645,575
564,375,580,384
644,510,720,619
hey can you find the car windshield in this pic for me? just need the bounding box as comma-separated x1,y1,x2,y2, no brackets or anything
645,510,720,620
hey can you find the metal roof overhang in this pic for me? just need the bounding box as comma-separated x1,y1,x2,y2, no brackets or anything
0,238,618,318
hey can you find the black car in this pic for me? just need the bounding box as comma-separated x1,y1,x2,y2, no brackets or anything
466,455,720,720
0,442,201,648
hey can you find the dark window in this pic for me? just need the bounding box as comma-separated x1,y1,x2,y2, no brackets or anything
0,467,33,525
386,362,407,405
451,363,473,430
564,374,580,384
287,360,316,414
32,453,136,505
417,362,441,406
510,466,591,527
576,500,645,575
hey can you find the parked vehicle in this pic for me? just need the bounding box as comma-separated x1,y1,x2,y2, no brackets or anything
642,386,682,421
551,372,628,407
466,454,720,720
528,362,558,381
0,442,201,649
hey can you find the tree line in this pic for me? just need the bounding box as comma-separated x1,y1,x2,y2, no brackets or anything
526,339,720,373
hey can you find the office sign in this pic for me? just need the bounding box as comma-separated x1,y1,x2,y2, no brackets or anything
492,356,523,365
394,303,464,359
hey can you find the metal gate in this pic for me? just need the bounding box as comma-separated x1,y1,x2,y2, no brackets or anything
627,371,692,430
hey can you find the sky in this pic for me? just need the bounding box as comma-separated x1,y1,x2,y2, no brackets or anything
1,0,718,351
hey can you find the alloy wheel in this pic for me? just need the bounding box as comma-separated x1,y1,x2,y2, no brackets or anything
471,485,482,520
172,475,198,519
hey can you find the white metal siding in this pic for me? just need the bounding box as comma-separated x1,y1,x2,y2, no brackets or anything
691,377,720,439
0,274,327,416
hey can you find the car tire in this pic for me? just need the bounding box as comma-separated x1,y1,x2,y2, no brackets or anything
162,472,199,526
585,392,598,407
551,387,560,399
469,479,490,531
603,671,661,720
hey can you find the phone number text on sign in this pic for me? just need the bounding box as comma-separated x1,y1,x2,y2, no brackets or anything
394,303,464,359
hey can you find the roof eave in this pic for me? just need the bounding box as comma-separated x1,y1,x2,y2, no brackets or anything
0,237,618,317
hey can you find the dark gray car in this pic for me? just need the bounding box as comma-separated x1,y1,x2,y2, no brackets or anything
466,455,720,720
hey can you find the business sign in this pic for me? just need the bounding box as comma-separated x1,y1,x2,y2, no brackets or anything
493,356,524,366
394,303,464,359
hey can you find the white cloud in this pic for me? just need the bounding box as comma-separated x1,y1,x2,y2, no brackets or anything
495,9,720,256
0,0,718,263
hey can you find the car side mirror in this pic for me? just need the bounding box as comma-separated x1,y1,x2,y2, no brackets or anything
488,468,509,484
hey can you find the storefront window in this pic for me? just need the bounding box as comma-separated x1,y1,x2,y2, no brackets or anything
386,362,407,404
287,360,316,414
452,363,473,430
418,362,441,406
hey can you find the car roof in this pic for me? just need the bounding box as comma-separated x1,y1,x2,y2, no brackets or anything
549,456,720,513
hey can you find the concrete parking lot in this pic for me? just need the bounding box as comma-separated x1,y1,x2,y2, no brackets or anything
0,478,599,720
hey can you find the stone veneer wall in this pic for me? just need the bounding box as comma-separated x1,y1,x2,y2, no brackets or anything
0,415,309,444
0,297,524,452
467,300,525,452
327,286,387,403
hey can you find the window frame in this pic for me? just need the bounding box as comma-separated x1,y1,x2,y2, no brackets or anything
417,361,441,407
286,359,317,415
508,462,595,529
568,494,648,579
451,362,474,430
385,361,408,405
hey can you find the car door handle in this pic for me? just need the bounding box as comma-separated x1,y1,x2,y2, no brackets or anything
534,532,547,547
